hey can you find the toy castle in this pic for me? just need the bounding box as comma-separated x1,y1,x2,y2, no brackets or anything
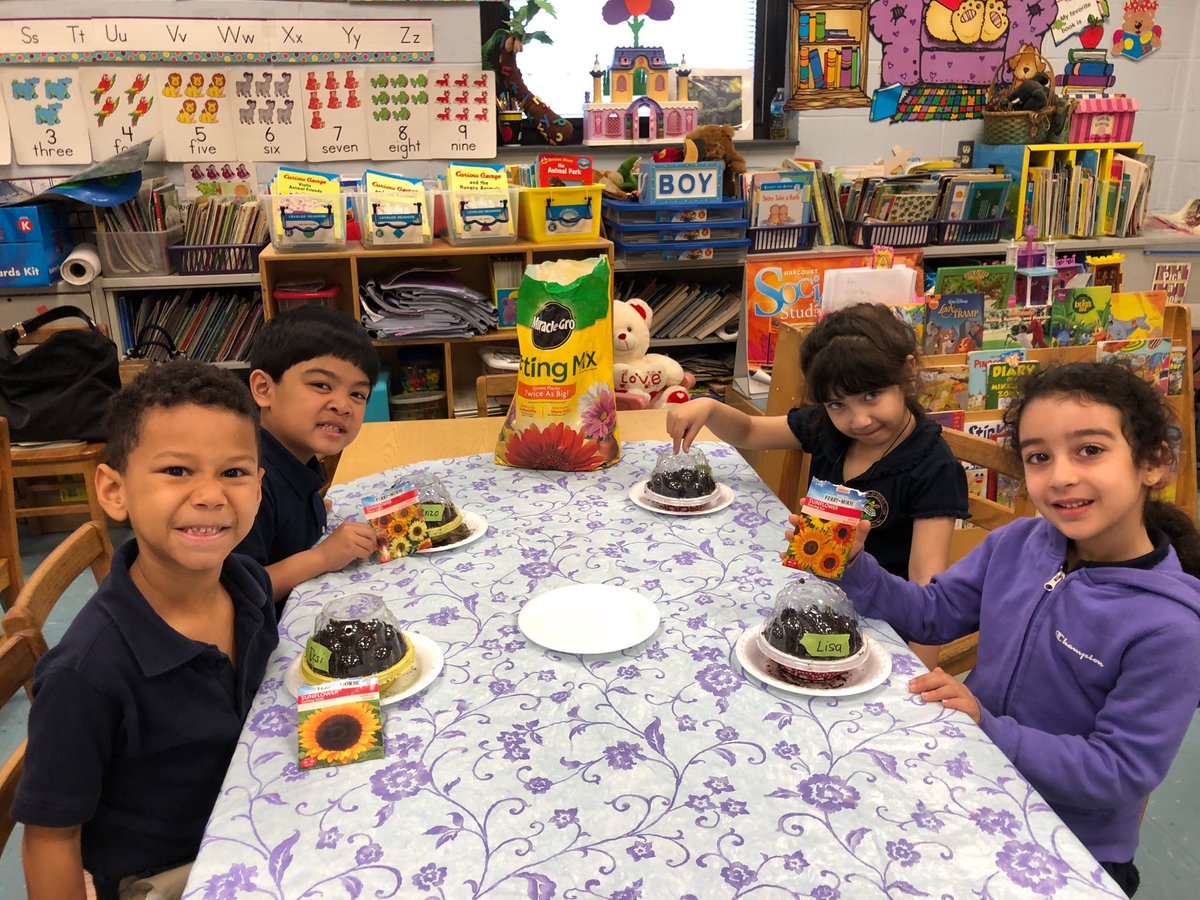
583,47,699,145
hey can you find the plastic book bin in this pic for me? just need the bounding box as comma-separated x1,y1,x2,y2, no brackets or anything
518,185,604,243
96,226,184,277
934,217,1011,246
270,194,349,251
611,236,750,266
443,187,521,246
273,283,341,313
359,190,433,249
747,223,819,255
844,219,937,249
168,241,268,276
604,216,749,247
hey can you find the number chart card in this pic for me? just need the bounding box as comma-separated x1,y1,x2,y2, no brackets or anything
365,68,431,161
80,69,165,162
0,90,11,166
156,67,237,162
1,68,91,165
426,67,495,158
231,67,305,162
301,68,369,162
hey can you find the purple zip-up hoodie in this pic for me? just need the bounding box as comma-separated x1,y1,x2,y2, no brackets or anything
841,516,1200,863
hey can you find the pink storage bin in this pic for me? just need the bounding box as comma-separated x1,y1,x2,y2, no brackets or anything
1068,96,1138,143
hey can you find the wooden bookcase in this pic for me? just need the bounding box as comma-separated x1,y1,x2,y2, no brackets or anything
257,238,614,418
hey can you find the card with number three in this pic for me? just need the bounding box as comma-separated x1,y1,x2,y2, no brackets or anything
156,67,237,162
231,67,305,162
0,67,92,166
80,68,165,162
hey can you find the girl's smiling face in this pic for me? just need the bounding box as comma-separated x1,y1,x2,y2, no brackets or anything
1017,395,1168,562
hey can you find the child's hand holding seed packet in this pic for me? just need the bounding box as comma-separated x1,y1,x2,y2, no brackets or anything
362,479,432,561
783,479,869,580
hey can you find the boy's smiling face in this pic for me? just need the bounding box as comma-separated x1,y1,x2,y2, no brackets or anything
97,403,262,576
251,354,371,462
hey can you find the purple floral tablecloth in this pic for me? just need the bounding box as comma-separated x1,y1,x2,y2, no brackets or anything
186,442,1119,899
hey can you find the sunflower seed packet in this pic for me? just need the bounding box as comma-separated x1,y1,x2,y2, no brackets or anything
297,677,384,769
363,479,432,561
783,479,869,581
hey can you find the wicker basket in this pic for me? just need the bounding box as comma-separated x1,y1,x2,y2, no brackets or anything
982,52,1055,145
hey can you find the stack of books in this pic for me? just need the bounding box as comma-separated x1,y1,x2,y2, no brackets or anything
616,276,740,341
118,288,265,363
1022,151,1153,239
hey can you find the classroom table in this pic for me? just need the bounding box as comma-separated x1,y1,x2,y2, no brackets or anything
185,416,1120,899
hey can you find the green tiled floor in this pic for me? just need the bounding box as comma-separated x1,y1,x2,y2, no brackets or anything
0,529,1197,896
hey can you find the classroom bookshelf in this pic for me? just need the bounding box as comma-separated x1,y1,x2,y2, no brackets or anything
256,238,614,419
787,1,870,110
1013,141,1144,242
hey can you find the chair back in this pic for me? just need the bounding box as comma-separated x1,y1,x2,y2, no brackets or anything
476,373,518,418
0,632,36,852
0,418,23,609
2,521,110,658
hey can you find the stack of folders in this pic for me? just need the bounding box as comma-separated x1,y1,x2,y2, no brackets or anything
617,276,740,341
360,266,496,339
119,288,265,362
182,196,268,247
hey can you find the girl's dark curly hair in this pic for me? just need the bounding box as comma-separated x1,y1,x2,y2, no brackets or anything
1004,362,1200,575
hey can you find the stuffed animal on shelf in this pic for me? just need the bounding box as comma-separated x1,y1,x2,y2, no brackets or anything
1005,72,1049,111
612,298,695,408
685,124,746,199
596,155,641,200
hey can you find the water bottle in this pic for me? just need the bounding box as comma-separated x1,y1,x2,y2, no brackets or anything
769,88,787,141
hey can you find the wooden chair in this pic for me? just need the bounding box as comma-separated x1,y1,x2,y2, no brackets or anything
2,522,111,659
476,373,518,418
0,630,37,853
0,418,24,611
8,322,115,577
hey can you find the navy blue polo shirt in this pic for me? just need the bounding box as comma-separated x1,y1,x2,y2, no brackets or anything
787,404,969,578
13,539,278,886
236,427,327,568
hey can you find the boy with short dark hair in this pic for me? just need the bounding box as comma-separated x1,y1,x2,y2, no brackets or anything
237,305,380,607
15,360,279,900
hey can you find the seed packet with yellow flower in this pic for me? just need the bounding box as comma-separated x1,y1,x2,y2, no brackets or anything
363,479,432,561
783,479,868,581
297,676,384,769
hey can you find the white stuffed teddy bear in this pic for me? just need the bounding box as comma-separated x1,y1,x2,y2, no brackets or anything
613,298,695,408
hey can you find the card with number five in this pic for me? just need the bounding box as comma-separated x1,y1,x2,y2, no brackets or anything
0,67,92,166
80,68,165,162
301,67,369,162
156,67,237,162
231,67,305,161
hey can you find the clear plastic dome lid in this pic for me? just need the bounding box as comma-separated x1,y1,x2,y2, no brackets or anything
305,594,407,678
763,576,862,661
647,446,718,500
414,474,462,527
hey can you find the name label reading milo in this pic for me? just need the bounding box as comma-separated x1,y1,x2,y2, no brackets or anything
800,633,850,658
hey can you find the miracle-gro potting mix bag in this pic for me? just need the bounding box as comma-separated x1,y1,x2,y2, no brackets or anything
495,256,620,471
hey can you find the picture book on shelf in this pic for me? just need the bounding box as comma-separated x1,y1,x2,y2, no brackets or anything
1097,338,1170,394
1050,286,1112,345
536,153,593,187
1106,290,1167,341
919,365,970,412
923,292,984,355
753,180,811,228
965,417,1006,443
985,358,1040,409
933,265,1015,310
967,348,1028,409
927,409,965,431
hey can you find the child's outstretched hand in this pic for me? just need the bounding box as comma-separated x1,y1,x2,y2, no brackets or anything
666,398,715,454
783,516,870,562
909,667,981,724
320,521,378,571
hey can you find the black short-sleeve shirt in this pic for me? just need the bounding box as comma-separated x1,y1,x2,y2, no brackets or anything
235,427,327,567
786,404,969,578
13,539,279,885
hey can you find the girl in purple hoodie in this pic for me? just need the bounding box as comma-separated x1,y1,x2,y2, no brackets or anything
817,363,1200,897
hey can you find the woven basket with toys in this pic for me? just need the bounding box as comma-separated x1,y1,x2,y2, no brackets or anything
983,44,1060,145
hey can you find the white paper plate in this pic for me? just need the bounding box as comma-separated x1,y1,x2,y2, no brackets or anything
734,627,892,697
628,481,735,517
285,631,445,707
518,584,660,654
416,510,488,554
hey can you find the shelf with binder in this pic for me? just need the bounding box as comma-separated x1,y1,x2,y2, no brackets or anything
109,283,266,364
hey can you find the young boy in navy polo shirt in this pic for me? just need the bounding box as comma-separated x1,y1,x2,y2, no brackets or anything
236,305,380,609
15,360,279,900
